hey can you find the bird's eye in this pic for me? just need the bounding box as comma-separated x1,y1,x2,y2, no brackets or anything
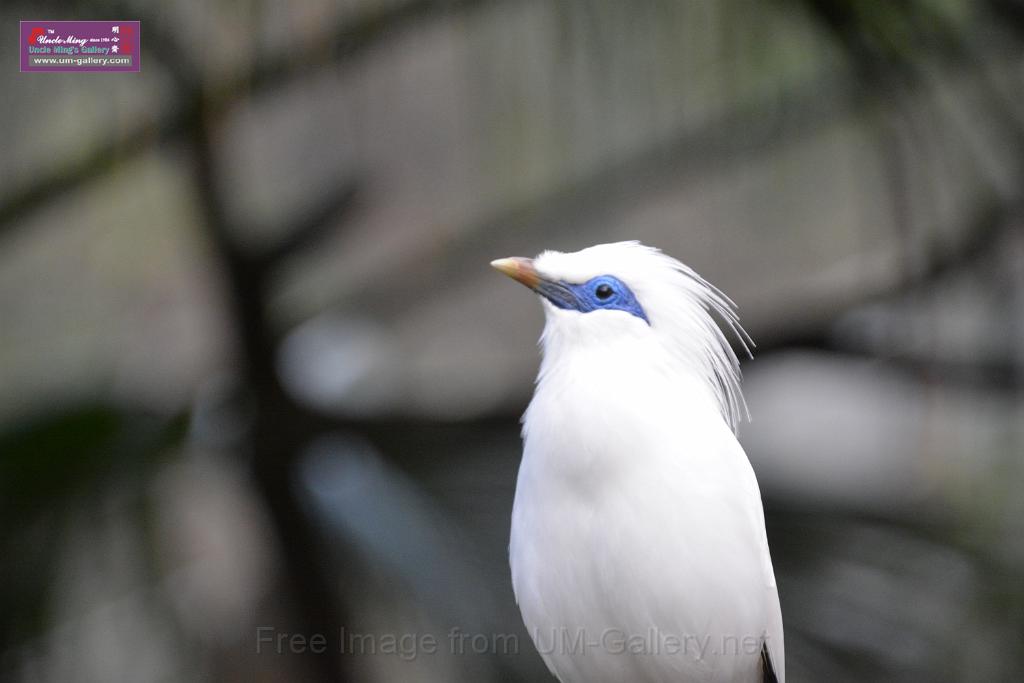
595,283,614,300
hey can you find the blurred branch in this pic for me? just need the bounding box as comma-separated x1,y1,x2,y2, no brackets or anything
178,4,483,667
216,0,497,97
318,71,861,322
0,0,503,238
314,0,1024,323
797,0,1024,181
750,196,1024,384
989,0,1024,36
189,97,353,683
255,181,361,269
0,120,179,233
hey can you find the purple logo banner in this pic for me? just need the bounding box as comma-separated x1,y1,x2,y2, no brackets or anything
20,21,139,72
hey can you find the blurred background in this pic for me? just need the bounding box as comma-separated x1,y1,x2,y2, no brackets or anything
3,1,1024,681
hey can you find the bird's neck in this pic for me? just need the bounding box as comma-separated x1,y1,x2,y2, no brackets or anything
536,325,722,412
536,306,747,434
523,338,726,500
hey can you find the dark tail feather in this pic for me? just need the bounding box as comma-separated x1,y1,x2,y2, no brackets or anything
761,641,779,683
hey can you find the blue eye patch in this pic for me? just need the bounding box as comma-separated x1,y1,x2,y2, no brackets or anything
534,275,649,324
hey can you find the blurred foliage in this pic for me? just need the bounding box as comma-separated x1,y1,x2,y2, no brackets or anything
0,405,187,649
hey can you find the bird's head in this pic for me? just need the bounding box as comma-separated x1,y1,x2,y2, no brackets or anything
492,241,753,430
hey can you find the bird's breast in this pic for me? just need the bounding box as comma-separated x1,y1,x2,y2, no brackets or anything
511,350,770,682
523,347,720,490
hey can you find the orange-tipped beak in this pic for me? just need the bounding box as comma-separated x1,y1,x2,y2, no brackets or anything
490,257,540,289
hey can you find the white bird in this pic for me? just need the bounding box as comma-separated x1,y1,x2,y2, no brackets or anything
492,242,783,683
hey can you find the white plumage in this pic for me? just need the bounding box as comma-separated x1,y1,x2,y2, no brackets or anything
493,242,783,683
